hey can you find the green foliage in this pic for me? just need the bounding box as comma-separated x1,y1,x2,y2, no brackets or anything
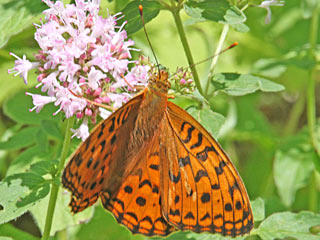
211,73,284,96
0,0,320,240
254,211,320,239
0,0,46,48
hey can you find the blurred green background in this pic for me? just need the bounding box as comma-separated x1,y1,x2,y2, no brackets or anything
0,0,319,240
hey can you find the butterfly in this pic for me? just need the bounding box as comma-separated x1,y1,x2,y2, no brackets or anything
62,68,254,237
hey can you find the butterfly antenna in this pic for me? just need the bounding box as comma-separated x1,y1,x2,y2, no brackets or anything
189,42,238,68
139,5,160,75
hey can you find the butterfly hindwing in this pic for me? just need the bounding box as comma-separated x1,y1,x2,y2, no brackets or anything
62,93,144,213
161,102,254,237
100,132,175,236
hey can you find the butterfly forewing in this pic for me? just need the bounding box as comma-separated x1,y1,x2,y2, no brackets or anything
62,93,144,213
161,102,254,237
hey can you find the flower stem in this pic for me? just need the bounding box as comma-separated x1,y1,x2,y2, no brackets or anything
205,24,230,96
307,3,319,212
42,117,75,240
307,4,319,151
170,5,203,96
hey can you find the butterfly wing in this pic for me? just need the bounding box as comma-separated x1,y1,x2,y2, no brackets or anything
62,92,144,213
100,131,175,236
160,102,253,237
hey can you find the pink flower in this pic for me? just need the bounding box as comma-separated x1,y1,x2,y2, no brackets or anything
8,53,39,84
87,66,106,90
36,72,59,96
108,92,131,108
71,117,89,141
9,0,151,141
26,92,56,113
54,87,87,118
180,78,186,85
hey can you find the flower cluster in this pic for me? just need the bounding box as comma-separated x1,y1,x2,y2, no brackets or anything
171,67,194,95
8,0,150,141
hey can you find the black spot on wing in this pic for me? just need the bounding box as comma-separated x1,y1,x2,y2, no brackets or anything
124,186,133,193
215,161,227,175
126,211,138,222
93,160,99,170
211,184,220,189
100,140,106,151
201,193,210,203
169,170,181,183
178,156,190,167
169,209,180,216
184,212,195,220
236,201,242,210
195,170,208,182
139,179,152,189
149,164,159,170
225,203,232,212
86,157,93,168
196,146,217,161
111,134,117,145
200,212,210,221
109,117,115,132
190,132,203,149
136,197,146,207
229,181,240,200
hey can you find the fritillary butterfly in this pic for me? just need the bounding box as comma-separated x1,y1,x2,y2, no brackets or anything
62,68,254,237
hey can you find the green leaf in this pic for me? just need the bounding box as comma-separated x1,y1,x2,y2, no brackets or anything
0,179,35,224
0,223,39,240
30,160,55,176
0,0,46,48
0,237,13,240
229,23,250,33
41,120,63,140
252,59,287,78
185,0,230,22
35,128,48,152
30,188,94,236
254,211,320,240
251,198,265,222
169,95,199,110
6,172,45,189
3,89,61,125
118,0,161,34
211,73,285,96
273,135,315,207
0,126,38,150
5,173,50,207
76,206,143,240
188,107,225,138
6,145,46,176
186,232,245,240
223,6,246,25
185,0,247,32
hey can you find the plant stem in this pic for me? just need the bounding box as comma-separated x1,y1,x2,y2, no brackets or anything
42,117,75,240
170,5,203,96
307,3,319,212
307,5,318,152
205,24,230,96
283,93,305,136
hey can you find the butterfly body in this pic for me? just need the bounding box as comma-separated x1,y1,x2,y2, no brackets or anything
62,69,253,237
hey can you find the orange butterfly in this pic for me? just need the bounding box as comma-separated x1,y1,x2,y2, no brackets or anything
62,68,254,237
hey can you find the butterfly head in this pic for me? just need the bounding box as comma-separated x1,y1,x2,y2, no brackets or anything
148,68,171,95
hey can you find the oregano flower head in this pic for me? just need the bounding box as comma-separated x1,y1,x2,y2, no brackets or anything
8,0,150,141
